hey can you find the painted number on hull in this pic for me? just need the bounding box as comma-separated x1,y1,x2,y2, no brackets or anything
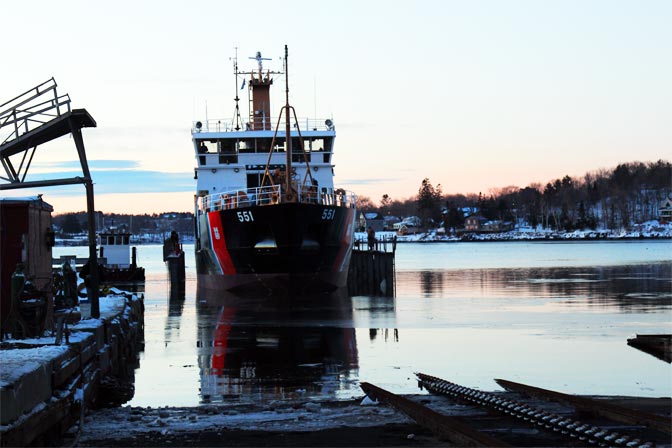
237,211,255,222
322,209,336,220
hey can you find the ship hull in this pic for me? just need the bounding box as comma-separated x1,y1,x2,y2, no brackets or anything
196,203,356,294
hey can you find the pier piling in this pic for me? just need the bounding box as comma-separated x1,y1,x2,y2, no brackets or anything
348,236,396,296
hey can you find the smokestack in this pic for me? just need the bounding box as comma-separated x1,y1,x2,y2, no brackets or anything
250,72,272,130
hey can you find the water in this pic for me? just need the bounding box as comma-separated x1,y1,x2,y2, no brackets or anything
54,240,672,407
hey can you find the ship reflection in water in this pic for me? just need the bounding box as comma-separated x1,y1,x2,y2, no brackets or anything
130,247,669,407
194,292,360,404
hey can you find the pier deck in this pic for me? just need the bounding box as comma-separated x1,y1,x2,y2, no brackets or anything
0,291,144,447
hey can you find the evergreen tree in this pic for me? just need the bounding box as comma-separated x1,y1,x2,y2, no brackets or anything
417,178,442,227
380,194,392,215
61,214,83,234
444,201,465,229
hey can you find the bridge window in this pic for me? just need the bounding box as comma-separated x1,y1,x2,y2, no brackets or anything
308,137,333,162
238,139,255,153
219,139,238,164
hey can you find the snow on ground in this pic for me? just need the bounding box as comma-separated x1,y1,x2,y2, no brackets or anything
355,221,672,244
0,294,130,388
0,345,69,388
75,398,416,442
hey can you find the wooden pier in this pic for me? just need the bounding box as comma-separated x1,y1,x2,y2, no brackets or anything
348,236,396,296
0,292,144,447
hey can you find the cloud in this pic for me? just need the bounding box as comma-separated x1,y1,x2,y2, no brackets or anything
18,168,194,196
340,177,401,186
32,160,141,170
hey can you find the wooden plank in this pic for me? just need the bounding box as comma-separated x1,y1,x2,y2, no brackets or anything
0,388,75,447
495,378,671,434
52,350,79,389
360,382,509,447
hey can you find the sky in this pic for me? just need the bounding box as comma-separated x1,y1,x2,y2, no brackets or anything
2,0,670,214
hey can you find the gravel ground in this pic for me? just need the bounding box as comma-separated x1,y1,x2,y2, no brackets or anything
67,397,450,447
75,424,447,447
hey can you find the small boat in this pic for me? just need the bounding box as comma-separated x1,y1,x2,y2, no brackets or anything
192,46,357,294
97,225,145,282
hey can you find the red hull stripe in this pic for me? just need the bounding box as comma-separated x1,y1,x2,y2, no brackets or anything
208,212,237,275
332,208,355,273
211,307,236,374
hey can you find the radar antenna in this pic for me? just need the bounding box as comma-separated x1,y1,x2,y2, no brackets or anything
249,51,272,76
231,46,243,131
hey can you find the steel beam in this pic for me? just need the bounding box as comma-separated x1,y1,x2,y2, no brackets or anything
495,379,670,434
360,382,509,447
0,177,88,190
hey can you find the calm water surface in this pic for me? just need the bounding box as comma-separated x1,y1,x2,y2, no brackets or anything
55,240,672,407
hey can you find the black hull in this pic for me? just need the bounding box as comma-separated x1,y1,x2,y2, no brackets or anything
196,202,355,294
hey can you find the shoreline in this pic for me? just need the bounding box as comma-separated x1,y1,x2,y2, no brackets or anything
71,394,671,447
54,234,672,247
52,220,672,246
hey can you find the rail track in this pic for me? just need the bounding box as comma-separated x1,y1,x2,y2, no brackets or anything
360,374,671,447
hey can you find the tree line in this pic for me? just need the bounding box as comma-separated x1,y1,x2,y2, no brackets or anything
358,160,671,231
54,160,670,235
54,211,194,237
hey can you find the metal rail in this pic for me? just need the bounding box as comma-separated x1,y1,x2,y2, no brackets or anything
199,185,356,213
495,378,671,435
0,78,71,147
360,382,509,447
191,117,334,133
353,235,397,254
417,373,656,448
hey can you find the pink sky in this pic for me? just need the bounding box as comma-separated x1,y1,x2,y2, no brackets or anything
3,1,670,214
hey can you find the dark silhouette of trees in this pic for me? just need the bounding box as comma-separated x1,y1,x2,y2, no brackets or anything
444,201,465,229
356,196,376,212
60,213,84,234
379,194,392,215
417,178,442,227
53,211,194,239
361,160,670,232
48,161,670,241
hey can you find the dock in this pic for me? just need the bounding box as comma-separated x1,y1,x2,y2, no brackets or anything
627,334,672,363
348,236,396,296
0,292,144,447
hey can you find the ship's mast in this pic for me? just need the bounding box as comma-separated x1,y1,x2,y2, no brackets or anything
284,45,292,197
232,47,242,131
253,45,309,199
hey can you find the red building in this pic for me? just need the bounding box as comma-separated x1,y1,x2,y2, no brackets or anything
1,197,55,334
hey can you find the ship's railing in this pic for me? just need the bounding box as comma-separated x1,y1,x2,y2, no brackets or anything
192,117,335,133
199,185,356,213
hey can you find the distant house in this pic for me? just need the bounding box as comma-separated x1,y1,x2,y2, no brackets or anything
464,214,487,231
392,216,421,235
482,220,514,232
659,197,672,223
358,212,385,232
383,215,401,230
393,216,421,231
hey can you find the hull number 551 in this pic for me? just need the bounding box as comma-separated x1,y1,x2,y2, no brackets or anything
237,211,254,222
322,209,336,220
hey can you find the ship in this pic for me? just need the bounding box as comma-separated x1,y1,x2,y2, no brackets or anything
192,46,357,294
97,225,145,283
